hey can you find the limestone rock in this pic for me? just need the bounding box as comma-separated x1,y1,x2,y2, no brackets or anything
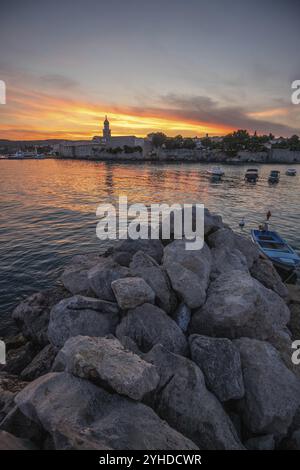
113,239,164,264
12,287,69,346
130,251,177,314
190,270,290,343
144,345,243,450
88,261,130,302
250,257,288,298
234,338,300,435
47,295,119,348
163,240,211,309
111,277,155,310
116,303,188,356
208,228,260,268
52,335,159,401
189,335,244,402
14,372,198,450
210,246,248,280
20,345,57,381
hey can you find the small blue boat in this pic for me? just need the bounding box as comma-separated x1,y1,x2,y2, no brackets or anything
251,229,300,273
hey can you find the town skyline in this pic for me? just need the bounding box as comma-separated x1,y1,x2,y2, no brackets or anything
0,0,299,140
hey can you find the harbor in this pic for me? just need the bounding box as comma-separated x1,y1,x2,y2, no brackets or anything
0,158,299,332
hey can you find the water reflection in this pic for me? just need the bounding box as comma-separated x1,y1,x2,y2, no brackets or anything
0,159,300,331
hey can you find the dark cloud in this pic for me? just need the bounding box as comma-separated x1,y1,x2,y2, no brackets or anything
40,74,79,89
155,93,298,136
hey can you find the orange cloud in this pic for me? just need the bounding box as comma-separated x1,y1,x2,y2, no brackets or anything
0,85,233,140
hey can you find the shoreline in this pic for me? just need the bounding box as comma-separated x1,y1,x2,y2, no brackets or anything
1,210,300,450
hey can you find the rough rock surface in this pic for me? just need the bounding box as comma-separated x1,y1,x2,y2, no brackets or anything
245,435,275,450
0,373,28,424
52,335,159,401
88,261,130,302
48,295,119,348
189,335,244,402
12,287,69,346
163,240,211,309
130,251,177,313
250,257,288,298
190,270,290,343
13,372,198,450
210,246,248,280
111,277,155,310
61,253,102,295
116,303,188,356
287,285,300,341
144,345,243,450
234,338,300,435
208,228,260,268
113,239,164,264
20,345,57,381
0,430,37,450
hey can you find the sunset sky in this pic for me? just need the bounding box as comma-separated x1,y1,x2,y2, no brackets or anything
0,0,299,140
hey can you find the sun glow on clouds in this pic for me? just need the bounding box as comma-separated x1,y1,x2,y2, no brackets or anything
0,84,233,140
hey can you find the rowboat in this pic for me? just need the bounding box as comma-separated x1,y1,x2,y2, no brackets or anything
245,168,259,182
207,167,224,177
251,229,300,273
268,170,280,184
286,168,297,176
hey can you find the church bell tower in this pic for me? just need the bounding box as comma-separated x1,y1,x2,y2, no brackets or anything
103,115,111,140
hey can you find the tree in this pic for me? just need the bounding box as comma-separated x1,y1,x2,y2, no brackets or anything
147,132,167,148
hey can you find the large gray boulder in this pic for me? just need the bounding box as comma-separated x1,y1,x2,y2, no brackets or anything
116,303,188,356
163,240,211,309
189,335,244,402
12,287,69,346
250,257,288,298
130,251,177,314
190,270,290,343
0,373,28,424
53,335,159,401
47,296,119,348
210,246,248,280
234,338,300,435
208,228,260,268
14,372,198,450
112,239,164,264
61,253,102,295
111,277,155,310
287,285,300,341
88,261,130,302
204,209,223,235
144,345,243,450
20,345,57,381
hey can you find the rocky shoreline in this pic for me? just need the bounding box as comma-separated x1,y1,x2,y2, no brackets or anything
1,209,300,450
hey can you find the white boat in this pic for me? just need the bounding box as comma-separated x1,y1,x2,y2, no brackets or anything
207,167,225,177
286,168,297,176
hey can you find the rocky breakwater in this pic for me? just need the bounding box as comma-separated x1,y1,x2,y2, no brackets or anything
1,209,300,450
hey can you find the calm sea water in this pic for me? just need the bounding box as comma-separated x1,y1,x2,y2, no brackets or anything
0,159,300,333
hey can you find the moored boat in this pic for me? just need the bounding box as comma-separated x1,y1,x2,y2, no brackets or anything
207,167,225,177
245,168,259,182
286,168,297,176
268,170,280,184
251,229,300,276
